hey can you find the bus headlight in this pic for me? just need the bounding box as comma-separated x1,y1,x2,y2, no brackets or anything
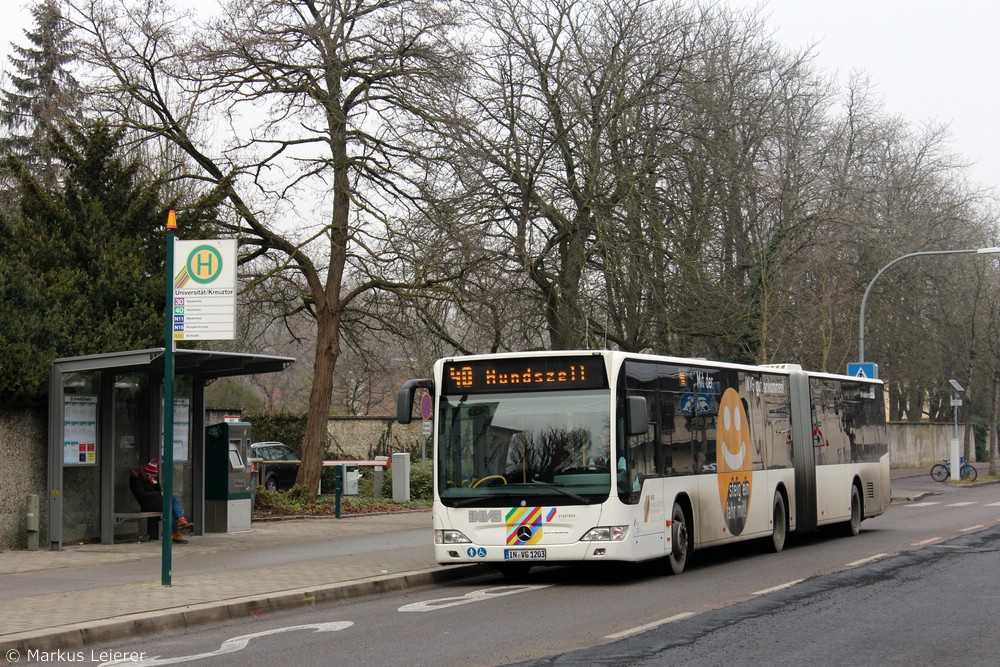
580,526,628,541
435,529,472,545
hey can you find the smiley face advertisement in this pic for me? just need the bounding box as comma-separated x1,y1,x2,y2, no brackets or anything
717,388,753,535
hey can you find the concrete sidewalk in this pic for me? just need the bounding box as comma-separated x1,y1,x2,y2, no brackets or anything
0,511,482,655
0,465,988,655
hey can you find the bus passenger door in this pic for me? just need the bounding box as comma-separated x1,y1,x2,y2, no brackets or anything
632,483,668,560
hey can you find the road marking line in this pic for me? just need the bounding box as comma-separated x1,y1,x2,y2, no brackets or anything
605,612,696,640
845,553,888,567
948,502,977,507
752,579,803,596
99,622,353,666
960,524,986,532
912,537,942,545
904,502,941,507
986,502,1000,507
398,584,551,612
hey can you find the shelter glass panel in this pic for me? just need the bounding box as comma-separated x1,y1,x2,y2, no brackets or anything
113,374,151,540
61,372,101,543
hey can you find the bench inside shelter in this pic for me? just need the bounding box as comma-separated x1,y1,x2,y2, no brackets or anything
113,511,161,540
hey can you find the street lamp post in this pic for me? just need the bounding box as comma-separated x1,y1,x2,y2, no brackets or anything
858,247,1000,363
949,380,964,485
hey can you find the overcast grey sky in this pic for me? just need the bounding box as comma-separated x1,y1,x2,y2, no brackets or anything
2,0,998,191
727,0,1000,192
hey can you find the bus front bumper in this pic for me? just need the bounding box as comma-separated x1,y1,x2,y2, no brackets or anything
435,539,639,565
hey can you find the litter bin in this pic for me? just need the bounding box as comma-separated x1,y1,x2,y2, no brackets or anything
336,465,360,495
205,421,253,532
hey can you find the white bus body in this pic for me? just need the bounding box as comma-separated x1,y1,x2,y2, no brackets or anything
397,351,890,574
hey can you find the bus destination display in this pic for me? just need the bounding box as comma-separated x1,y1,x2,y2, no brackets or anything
443,356,607,394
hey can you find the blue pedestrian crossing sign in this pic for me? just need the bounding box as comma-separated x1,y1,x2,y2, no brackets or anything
847,362,878,379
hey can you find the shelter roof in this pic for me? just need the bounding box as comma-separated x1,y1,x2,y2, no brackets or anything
52,348,294,379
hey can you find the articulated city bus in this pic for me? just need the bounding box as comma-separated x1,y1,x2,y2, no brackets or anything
397,350,890,575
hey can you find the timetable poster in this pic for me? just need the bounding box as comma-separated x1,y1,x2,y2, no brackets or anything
63,395,98,465
160,397,192,462
174,397,191,462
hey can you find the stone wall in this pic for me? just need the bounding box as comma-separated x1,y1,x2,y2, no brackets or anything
0,407,47,550
204,411,428,460
887,422,971,468
0,407,979,549
334,420,960,467
324,416,427,459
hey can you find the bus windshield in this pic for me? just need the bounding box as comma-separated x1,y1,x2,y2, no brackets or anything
437,390,612,507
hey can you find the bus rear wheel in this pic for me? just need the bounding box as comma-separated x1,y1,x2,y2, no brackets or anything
843,484,862,537
667,501,690,575
768,492,788,553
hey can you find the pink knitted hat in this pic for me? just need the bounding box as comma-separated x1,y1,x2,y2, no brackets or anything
143,459,159,476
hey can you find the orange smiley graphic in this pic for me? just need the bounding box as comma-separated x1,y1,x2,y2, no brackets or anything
717,388,753,535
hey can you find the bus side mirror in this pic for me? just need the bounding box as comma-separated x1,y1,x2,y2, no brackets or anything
397,378,434,424
626,396,648,436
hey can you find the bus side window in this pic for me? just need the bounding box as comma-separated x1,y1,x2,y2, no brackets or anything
655,394,674,474
618,407,654,501
671,445,692,474
615,413,632,501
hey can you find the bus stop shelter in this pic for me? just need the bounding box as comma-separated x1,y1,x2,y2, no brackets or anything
47,348,293,549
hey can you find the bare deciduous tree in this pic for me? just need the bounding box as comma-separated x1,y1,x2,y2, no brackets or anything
69,0,467,492
433,0,701,350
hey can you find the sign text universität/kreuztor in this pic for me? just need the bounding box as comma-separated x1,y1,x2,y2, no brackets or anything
172,239,237,341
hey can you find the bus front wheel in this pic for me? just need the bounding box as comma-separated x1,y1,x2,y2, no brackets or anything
667,501,690,575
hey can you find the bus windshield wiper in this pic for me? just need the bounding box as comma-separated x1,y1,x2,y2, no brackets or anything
449,491,529,508
451,496,493,507
449,482,592,506
516,481,591,504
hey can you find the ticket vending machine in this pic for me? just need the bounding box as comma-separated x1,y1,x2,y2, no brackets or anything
205,421,253,532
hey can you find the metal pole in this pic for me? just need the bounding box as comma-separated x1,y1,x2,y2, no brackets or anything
858,247,1000,362
949,380,964,484
334,465,342,519
951,400,961,484
162,211,177,586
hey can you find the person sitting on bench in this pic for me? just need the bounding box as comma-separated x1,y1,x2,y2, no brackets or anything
129,458,194,544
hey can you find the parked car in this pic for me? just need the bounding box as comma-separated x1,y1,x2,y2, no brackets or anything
249,441,300,492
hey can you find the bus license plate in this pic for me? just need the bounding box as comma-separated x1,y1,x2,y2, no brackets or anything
504,549,546,561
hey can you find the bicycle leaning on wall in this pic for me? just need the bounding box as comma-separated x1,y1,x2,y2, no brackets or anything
929,458,978,482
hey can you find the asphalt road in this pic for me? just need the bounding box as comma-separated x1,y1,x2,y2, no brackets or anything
33,478,1000,667
521,525,1000,666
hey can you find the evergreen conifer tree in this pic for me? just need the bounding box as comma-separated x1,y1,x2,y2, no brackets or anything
0,121,217,407
0,0,80,186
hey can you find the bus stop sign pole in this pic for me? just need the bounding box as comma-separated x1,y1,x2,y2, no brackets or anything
161,210,177,586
